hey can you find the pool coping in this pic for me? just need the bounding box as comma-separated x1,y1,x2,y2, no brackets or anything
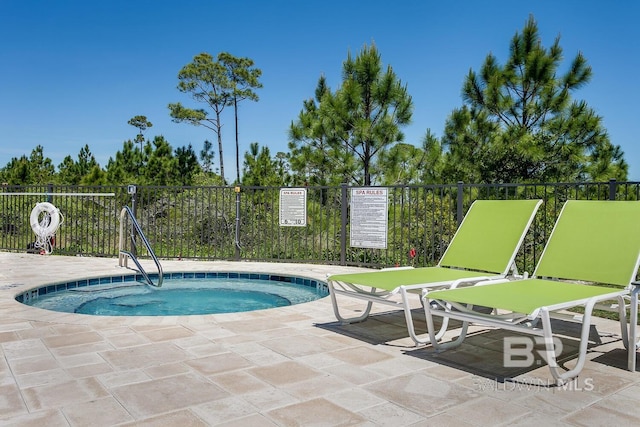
17,269,330,317
15,270,329,303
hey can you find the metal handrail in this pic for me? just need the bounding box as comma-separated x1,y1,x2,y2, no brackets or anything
118,206,163,287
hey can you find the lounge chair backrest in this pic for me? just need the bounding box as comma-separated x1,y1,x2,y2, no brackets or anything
439,199,541,274
534,200,640,286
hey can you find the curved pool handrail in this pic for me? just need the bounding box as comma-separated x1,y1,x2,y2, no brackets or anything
118,206,163,287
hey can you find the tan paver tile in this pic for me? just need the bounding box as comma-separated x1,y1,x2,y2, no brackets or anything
260,334,347,358
185,352,252,375
183,341,228,357
218,318,286,334
242,387,299,411
144,362,191,379
119,409,208,426
506,413,574,427
112,373,229,418
55,352,105,369
358,401,425,425
171,334,214,349
324,387,387,413
15,368,73,389
328,345,394,365
365,372,481,418
138,325,195,342
42,331,104,348
99,342,189,370
49,341,114,357
22,377,109,411
66,361,113,378
249,361,322,386
443,396,532,425
0,383,29,419
211,370,271,394
283,374,352,400
241,348,291,366
567,365,636,396
413,413,476,427
9,354,59,375
98,369,151,388
192,396,261,425
512,383,602,417
0,321,32,333
564,393,640,426
216,413,278,426
2,338,50,359
49,324,91,335
323,362,385,386
267,397,367,426
106,332,150,348
62,396,133,426
0,409,69,427
0,331,20,343
16,326,55,340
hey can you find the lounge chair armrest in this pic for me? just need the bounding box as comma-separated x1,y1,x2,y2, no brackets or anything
380,266,414,271
474,278,511,287
420,277,510,299
512,271,529,280
628,281,640,293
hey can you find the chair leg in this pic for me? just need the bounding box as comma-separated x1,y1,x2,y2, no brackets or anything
328,283,373,324
541,300,599,385
617,295,629,351
423,300,469,350
400,288,450,345
629,288,638,372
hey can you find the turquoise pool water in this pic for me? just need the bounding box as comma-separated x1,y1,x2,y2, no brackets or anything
17,272,328,316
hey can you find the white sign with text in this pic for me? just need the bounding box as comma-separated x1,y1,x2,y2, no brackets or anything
350,187,388,249
279,188,307,226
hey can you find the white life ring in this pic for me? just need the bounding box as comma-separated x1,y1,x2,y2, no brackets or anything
30,202,61,238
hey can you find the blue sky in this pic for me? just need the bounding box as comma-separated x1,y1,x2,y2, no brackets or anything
1,0,638,181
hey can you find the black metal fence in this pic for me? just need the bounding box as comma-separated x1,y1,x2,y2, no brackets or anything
1,181,639,272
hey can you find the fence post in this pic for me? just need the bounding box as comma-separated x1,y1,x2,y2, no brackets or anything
456,181,464,226
340,184,348,265
234,187,241,260
129,185,137,257
608,178,617,201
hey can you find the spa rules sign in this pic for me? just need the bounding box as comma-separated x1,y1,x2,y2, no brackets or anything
279,188,307,226
350,187,388,249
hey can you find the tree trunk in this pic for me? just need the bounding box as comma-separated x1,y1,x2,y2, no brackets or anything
216,111,225,183
234,97,240,183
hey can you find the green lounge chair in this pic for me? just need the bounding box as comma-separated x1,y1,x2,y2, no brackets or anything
424,200,640,383
327,199,542,345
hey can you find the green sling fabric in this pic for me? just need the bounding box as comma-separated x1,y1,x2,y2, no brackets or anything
534,200,640,286
427,279,623,315
328,199,541,290
438,199,541,274
328,267,493,292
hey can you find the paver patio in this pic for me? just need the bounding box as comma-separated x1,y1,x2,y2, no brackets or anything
1,252,638,426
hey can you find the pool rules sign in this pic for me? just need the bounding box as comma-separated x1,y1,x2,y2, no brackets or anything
350,187,388,249
279,188,307,226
